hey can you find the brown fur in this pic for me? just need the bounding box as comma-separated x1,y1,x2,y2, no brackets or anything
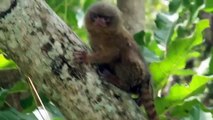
74,2,158,120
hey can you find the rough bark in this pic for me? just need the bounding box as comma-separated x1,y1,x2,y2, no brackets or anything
0,0,147,120
117,0,145,34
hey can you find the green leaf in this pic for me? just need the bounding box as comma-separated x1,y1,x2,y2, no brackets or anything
134,31,145,46
0,81,27,108
134,31,162,63
169,0,182,13
141,47,160,63
187,51,201,59
168,75,210,101
155,75,212,114
204,0,213,13
9,80,28,94
150,50,187,89
21,96,36,113
171,99,213,118
0,89,8,107
192,19,209,47
0,108,37,120
151,19,210,88
182,0,191,8
188,0,204,23
172,69,195,76
154,13,177,46
149,59,171,89
168,19,209,57
147,39,164,58
0,54,17,69
180,105,213,120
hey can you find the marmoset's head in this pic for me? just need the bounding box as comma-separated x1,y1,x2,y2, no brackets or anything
85,2,122,33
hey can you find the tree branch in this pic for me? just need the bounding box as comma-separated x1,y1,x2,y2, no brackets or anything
0,0,147,119
117,0,145,34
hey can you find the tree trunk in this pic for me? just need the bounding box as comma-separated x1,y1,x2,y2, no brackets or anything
0,0,147,120
117,0,145,34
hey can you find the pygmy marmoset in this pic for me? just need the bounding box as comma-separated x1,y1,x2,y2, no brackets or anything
74,2,158,120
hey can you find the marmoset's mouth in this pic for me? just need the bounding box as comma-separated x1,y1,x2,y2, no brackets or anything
90,13,112,27
94,17,107,27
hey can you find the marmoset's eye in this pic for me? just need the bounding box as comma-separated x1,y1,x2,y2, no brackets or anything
90,13,98,21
